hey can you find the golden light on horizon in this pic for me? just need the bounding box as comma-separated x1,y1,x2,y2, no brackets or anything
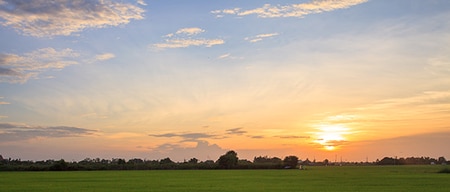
314,124,350,151
324,145,336,151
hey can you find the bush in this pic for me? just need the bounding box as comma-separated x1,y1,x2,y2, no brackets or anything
437,168,450,174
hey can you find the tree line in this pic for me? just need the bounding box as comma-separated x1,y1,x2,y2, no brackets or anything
0,152,447,171
376,156,448,165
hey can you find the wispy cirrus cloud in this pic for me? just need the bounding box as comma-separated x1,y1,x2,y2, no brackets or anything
150,132,219,141
153,27,225,49
0,48,114,83
276,135,310,139
226,128,247,135
212,0,367,18
0,48,79,83
174,27,205,36
218,53,231,59
245,33,279,43
0,0,145,37
95,53,116,61
137,0,147,6
0,97,10,105
0,123,98,141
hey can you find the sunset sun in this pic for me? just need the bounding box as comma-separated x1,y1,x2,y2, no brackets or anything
314,125,350,151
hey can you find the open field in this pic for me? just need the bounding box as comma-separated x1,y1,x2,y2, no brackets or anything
1,165,449,191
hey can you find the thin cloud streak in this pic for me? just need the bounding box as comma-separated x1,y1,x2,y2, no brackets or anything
0,48,115,83
175,27,205,36
0,48,79,83
226,128,247,135
150,132,219,141
218,53,231,59
95,53,116,61
245,33,279,43
212,0,368,18
137,0,147,6
0,97,10,105
276,135,310,139
0,0,145,37
153,27,224,49
0,123,98,141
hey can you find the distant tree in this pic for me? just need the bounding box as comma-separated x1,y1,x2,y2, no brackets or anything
283,156,299,169
49,159,68,171
111,158,126,165
217,150,238,169
118,158,126,165
253,156,282,164
438,157,447,164
188,158,198,164
160,158,174,164
323,159,329,165
128,158,144,164
378,157,396,165
301,158,312,166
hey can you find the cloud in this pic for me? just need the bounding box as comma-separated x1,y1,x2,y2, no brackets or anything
0,48,79,83
153,39,225,49
148,140,226,161
152,27,225,49
218,53,231,59
175,27,205,36
150,132,219,141
0,123,97,141
0,48,111,83
0,67,20,76
137,0,147,6
95,53,115,61
245,33,279,43
212,0,367,18
0,0,145,37
226,127,247,135
276,135,310,139
0,101,9,105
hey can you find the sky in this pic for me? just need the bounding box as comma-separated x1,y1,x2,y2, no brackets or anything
1,0,450,162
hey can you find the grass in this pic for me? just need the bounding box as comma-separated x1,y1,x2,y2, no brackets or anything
1,165,449,191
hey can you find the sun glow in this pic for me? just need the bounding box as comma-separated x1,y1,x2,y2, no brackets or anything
314,125,350,151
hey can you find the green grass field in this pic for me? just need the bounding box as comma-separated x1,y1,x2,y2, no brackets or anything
1,165,449,191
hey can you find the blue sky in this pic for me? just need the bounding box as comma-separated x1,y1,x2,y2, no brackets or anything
1,0,450,162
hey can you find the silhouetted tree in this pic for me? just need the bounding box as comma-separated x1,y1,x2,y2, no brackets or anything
49,159,68,171
253,156,282,164
378,157,397,165
160,158,174,164
128,158,144,164
188,158,198,164
283,156,299,169
323,159,329,165
217,150,238,169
